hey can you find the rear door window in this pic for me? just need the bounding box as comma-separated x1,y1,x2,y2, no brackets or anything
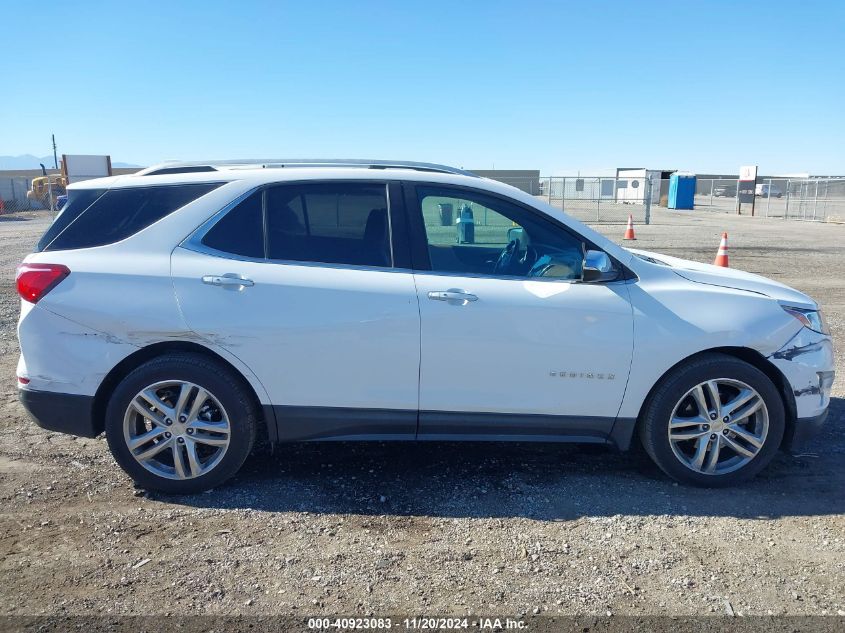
266,182,391,267
39,183,222,251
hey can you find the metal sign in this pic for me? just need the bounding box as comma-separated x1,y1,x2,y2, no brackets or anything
739,165,757,182
737,181,756,203
737,165,758,215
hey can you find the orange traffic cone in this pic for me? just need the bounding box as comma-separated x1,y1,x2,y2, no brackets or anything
713,232,729,267
623,214,636,240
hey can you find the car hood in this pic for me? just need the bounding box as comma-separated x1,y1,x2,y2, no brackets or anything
627,248,817,309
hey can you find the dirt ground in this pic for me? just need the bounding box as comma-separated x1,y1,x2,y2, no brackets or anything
0,208,843,622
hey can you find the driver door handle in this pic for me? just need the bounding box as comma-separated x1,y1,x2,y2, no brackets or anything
428,289,478,305
202,274,254,289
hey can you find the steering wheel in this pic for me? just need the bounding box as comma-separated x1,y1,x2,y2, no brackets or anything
493,240,537,276
493,239,519,275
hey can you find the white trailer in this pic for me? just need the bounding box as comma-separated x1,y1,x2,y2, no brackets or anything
615,168,662,204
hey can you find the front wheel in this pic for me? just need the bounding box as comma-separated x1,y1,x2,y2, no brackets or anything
105,353,257,493
639,354,785,486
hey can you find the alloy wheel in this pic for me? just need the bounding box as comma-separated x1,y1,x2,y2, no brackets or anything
123,380,231,480
668,378,769,475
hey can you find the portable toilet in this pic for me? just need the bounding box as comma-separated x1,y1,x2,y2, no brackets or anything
668,173,696,210
456,204,475,244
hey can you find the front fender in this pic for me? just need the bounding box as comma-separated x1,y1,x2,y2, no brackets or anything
618,276,802,420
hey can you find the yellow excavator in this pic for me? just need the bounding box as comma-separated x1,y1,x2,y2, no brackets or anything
27,173,67,209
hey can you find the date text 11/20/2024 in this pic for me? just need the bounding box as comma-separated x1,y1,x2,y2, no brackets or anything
307,617,527,630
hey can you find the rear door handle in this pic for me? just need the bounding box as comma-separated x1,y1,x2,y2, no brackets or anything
427,289,478,305
202,274,254,289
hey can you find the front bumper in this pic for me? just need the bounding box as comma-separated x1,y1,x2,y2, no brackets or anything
19,388,98,438
769,328,834,418
768,327,834,449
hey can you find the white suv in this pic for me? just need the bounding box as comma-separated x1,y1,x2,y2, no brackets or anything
16,160,834,493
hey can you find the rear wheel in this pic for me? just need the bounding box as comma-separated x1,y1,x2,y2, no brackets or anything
105,353,257,493
639,354,784,486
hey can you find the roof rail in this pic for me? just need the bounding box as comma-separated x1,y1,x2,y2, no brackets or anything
136,159,477,178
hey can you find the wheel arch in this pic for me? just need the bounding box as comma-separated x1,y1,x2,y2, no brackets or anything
634,346,797,447
91,340,277,444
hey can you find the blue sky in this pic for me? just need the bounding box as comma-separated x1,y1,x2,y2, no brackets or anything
2,0,843,175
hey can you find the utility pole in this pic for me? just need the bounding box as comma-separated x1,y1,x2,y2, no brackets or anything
52,134,58,170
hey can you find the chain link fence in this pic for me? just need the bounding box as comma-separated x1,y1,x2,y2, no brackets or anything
489,174,843,224
689,177,845,222
489,176,654,224
783,178,845,222
0,176,45,212
0,175,66,214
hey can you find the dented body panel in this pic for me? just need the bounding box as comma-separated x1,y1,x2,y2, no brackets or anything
16,244,274,410
17,301,140,396
769,328,835,419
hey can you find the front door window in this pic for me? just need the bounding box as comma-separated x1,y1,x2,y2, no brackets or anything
417,187,585,280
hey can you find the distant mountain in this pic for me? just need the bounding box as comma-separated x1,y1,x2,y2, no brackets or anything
0,155,57,170
0,154,140,170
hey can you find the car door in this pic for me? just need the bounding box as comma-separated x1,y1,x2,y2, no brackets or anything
171,180,421,440
407,183,634,441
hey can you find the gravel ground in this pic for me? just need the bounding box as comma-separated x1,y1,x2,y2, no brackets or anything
0,208,843,621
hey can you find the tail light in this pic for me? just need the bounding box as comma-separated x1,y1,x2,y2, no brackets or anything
16,263,70,303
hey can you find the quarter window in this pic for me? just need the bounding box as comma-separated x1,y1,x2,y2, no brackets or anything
39,183,222,252
417,187,585,280
36,188,106,251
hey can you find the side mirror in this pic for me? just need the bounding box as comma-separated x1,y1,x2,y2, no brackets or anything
507,227,524,243
582,250,617,283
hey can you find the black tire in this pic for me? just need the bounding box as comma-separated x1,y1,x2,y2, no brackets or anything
638,353,785,487
105,353,257,494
